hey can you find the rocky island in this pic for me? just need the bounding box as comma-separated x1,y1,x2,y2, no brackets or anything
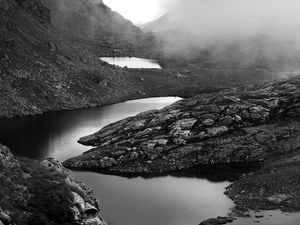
64,75,300,217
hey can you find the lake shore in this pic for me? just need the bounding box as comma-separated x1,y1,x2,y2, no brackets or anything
63,75,300,223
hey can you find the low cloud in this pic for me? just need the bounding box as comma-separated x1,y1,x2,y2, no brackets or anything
151,0,300,72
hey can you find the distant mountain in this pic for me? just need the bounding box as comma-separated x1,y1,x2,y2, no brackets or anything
142,13,172,33
143,12,300,73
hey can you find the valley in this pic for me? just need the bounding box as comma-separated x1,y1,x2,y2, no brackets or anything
0,0,300,225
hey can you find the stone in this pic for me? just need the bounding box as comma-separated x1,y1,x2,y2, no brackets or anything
203,119,215,126
267,194,291,204
200,217,234,225
83,217,104,225
0,145,20,169
206,126,229,136
85,202,99,215
0,0,9,11
172,118,197,130
72,192,86,211
40,157,66,174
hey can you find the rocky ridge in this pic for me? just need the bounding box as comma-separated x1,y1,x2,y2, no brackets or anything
64,75,300,174
0,143,106,225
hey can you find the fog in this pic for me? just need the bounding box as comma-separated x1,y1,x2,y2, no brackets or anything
148,0,300,71
161,0,300,39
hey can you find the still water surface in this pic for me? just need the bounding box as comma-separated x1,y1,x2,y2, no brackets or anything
100,57,162,69
0,97,298,225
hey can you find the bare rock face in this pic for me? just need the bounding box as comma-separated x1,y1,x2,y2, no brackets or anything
64,76,300,174
41,158,107,225
0,144,106,225
0,145,20,168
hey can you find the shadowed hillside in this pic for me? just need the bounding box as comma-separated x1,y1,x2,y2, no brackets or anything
0,0,154,118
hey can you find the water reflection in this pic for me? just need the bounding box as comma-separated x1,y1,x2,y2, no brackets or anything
100,57,162,69
74,172,233,225
0,97,180,161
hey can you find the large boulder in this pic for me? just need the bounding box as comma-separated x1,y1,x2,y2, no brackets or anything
0,145,107,225
0,144,20,169
41,158,107,225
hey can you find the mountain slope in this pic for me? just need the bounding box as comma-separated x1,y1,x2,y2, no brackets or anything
0,0,151,118
143,13,171,33
42,0,156,56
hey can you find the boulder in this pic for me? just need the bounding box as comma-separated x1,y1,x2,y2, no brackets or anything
267,194,292,205
200,217,234,225
0,144,20,169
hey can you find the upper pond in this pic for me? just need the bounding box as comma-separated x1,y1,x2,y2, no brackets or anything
100,57,162,69
0,97,298,225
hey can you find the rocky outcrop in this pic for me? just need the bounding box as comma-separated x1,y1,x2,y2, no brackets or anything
64,76,300,174
40,157,107,225
0,144,106,225
199,217,234,225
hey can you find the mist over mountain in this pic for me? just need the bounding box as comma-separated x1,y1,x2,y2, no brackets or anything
144,0,300,74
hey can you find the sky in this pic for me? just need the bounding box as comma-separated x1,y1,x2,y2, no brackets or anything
103,0,165,25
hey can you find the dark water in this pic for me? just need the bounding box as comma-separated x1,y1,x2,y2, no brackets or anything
100,57,162,69
0,97,298,225
0,97,180,161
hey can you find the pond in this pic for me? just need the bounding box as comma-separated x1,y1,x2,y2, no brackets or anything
0,97,298,225
100,57,162,69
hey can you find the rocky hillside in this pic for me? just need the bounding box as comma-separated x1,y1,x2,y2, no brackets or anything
0,144,106,225
0,0,153,119
42,0,156,57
